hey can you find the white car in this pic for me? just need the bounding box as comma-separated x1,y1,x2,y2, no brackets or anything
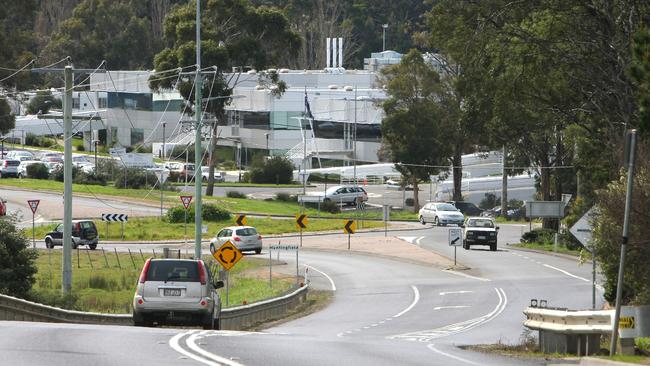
5,150,34,161
201,166,225,182
17,160,47,178
418,202,465,226
210,226,263,254
462,217,499,251
323,185,368,205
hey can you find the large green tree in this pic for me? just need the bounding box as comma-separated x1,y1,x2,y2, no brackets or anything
0,0,38,90
0,99,15,135
0,216,38,299
380,49,453,211
150,0,300,196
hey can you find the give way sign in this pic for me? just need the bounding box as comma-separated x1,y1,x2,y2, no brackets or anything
180,195,193,210
28,200,40,214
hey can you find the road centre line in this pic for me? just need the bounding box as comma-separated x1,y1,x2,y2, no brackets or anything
543,264,590,282
427,344,487,366
393,285,420,318
187,331,246,366
304,264,336,291
442,269,491,282
434,306,470,310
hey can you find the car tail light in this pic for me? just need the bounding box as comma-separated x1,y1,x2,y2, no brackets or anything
200,300,207,306
139,258,152,283
138,299,144,305
197,260,207,285
3,161,7,167
233,236,241,242
258,235,262,240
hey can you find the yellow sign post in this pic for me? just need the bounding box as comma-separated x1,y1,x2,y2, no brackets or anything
296,214,308,248
344,220,356,250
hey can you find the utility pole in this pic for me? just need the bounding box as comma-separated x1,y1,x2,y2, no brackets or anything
161,121,166,218
501,146,508,217
194,0,203,259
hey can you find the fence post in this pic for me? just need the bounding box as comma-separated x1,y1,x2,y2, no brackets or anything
102,248,109,268
114,248,122,269
86,250,93,269
128,248,136,269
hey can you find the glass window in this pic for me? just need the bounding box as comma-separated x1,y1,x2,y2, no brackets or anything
241,111,270,129
147,261,200,282
72,98,80,109
98,97,107,109
436,203,457,211
130,128,144,146
236,228,258,236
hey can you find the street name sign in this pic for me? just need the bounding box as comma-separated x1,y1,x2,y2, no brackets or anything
270,244,299,251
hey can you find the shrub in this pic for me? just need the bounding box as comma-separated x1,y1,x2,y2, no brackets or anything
76,171,106,186
520,228,557,244
320,200,340,214
0,216,38,298
226,191,247,199
113,167,157,189
275,192,296,202
26,163,49,179
166,203,231,223
50,165,80,182
249,156,294,184
76,145,85,152
25,133,56,148
480,192,500,209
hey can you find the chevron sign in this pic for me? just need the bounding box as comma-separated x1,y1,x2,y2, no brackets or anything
102,214,128,222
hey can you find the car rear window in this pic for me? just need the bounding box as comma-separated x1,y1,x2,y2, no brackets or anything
147,261,200,282
79,221,96,229
7,161,20,166
236,228,258,236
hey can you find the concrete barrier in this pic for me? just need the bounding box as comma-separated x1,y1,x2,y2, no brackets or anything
0,284,309,330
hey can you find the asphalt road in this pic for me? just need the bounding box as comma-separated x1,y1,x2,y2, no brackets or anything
0,224,602,366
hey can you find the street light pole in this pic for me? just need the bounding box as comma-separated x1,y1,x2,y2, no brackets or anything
161,121,166,218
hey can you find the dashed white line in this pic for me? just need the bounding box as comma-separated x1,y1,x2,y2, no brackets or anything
304,264,336,291
440,290,473,296
393,285,420,318
433,305,470,310
543,264,590,282
427,344,486,366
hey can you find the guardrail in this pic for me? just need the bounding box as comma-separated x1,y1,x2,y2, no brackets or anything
0,284,308,330
524,307,613,355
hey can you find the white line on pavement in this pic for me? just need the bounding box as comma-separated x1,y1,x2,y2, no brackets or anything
187,332,246,366
442,269,491,282
393,285,420,318
415,236,424,245
433,306,470,310
169,331,221,366
439,290,474,296
304,264,336,291
427,344,486,366
543,264,590,282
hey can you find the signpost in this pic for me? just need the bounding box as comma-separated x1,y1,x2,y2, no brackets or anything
295,214,308,248
212,240,243,306
101,213,128,240
235,214,247,226
382,204,390,237
269,243,300,287
27,200,40,248
344,220,356,250
448,228,462,266
569,206,598,309
180,196,192,243
155,169,169,218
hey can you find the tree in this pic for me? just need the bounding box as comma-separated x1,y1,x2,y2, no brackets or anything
0,99,15,135
26,91,62,115
632,28,650,135
0,216,38,298
0,0,38,90
380,49,453,212
150,0,300,196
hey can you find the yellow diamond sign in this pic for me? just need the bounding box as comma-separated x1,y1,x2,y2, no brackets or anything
213,240,243,271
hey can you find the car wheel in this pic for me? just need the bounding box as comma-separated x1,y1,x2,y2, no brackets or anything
202,311,216,330
490,244,497,251
71,240,78,250
89,244,97,250
45,238,54,249
214,318,221,330
255,248,262,254
434,217,439,226
419,216,426,225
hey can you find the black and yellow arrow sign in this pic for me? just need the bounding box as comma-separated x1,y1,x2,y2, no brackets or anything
344,220,356,234
296,214,308,230
620,316,635,329
235,214,247,226
213,240,243,271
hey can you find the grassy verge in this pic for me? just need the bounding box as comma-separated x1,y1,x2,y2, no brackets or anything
509,242,583,256
28,216,384,241
29,249,294,313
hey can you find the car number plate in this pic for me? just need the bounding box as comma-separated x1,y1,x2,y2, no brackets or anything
478,235,486,240
163,289,181,296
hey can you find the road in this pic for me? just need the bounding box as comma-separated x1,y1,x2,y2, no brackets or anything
0,223,601,365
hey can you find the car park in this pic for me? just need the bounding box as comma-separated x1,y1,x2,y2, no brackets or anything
323,185,368,205
132,258,223,329
462,217,499,251
210,226,263,254
418,202,465,226
0,159,21,178
447,201,484,216
44,220,99,250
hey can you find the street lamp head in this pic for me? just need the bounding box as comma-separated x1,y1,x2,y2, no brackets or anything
382,23,388,29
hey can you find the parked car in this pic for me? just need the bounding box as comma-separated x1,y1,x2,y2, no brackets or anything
323,185,368,205
481,205,526,220
201,166,225,183
0,159,21,178
41,155,63,164
44,220,99,250
43,161,62,174
418,202,465,226
210,226,263,254
132,258,223,329
462,217,499,251
5,150,34,161
180,163,196,181
447,201,484,216
18,160,46,178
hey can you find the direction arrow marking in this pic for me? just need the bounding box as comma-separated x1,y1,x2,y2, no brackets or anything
451,237,460,244
439,291,474,296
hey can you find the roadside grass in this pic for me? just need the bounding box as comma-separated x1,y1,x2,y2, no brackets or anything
28,216,384,241
29,249,294,313
595,355,650,364
509,242,583,256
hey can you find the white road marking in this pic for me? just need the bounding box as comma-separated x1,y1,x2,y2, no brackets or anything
398,236,419,244
543,264,590,282
393,285,420,318
433,306,470,310
415,236,425,245
442,269,491,282
187,331,245,366
169,331,221,366
304,264,336,291
427,344,486,366
439,290,473,296
390,288,507,342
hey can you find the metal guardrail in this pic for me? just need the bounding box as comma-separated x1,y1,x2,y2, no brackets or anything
524,307,613,334
0,284,309,330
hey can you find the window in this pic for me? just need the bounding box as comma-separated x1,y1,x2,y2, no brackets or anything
98,97,107,109
72,98,80,109
130,128,144,146
241,111,270,129
147,261,200,282
236,228,258,236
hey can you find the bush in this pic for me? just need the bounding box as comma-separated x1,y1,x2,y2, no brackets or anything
25,133,56,148
275,192,296,202
26,163,49,179
166,203,231,223
113,168,157,189
0,216,38,298
249,156,294,184
76,171,106,186
76,145,85,152
50,165,80,182
226,191,247,199
520,228,557,244
320,199,340,213
480,192,500,209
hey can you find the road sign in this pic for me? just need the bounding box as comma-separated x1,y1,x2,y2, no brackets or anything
27,200,40,214
101,213,128,222
448,228,462,246
213,241,243,270
235,214,247,226
295,214,308,230
569,207,598,250
180,195,192,209
270,244,299,251
344,220,356,234
154,169,169,183
620,316,635,329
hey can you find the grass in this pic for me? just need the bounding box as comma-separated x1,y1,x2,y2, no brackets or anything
29,249,295,313
510,242,583,256
28,216,384,241
595,355,650,364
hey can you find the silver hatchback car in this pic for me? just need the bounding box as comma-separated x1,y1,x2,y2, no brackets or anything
132,259,223,329
210,226,263,254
